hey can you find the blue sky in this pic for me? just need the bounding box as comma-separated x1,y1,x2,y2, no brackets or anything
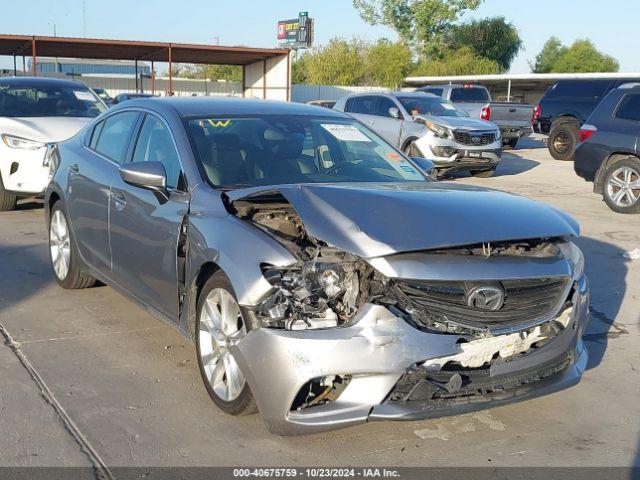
0,0,637,74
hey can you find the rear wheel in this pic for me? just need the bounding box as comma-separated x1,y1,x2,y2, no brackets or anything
548,120,579,161
49,202,96,289
196,271,256,416
471,167,497,178
0,174,17,212
603,158,640,214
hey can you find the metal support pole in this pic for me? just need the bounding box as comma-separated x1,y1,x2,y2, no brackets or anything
151,60,155,95
22,56,26,74
241,65,246,98
135,59,139,92
507,79,512,102
263,60,267,99
31,39,37,76
13,54,17,76
168,44,173,96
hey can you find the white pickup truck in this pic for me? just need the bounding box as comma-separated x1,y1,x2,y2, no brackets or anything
417,84,533,149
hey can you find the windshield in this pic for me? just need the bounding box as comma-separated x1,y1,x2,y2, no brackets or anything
397,96,468,117
0,83,106,118
187,115,426,189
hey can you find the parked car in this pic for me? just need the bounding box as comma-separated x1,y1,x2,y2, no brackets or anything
417,84,532,149
0,76,106,211
334,91,502,178
306,99,337,109
45,97,589,435
92,87,114,106
532,78,640,161
112,92,156,104
574,83,640,214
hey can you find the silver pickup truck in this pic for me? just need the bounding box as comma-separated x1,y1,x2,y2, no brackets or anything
417,84,533,148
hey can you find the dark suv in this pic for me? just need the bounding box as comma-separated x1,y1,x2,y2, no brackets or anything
533,78,640,161
574,83,640,214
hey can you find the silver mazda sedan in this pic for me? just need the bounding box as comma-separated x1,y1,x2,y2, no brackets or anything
45,97,589,435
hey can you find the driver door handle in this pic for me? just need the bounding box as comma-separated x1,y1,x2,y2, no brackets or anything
111,192,126,210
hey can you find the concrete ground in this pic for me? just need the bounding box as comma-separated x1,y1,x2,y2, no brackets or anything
0,144,639,469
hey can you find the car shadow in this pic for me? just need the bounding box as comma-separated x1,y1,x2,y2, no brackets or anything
0,242,54,314
15,198,44,211
446,152,540,180
574,236,628,371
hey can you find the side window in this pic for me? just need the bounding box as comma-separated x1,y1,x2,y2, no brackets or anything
94,112,139,163
549,80,611,98
88,120,104,149
616,94,640,121
350,96,376,115
375,97,398,118
132,115,182,190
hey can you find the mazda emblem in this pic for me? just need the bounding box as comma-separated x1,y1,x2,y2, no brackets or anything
466,286,505,311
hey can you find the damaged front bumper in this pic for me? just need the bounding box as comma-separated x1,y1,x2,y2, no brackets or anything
231,275,589,435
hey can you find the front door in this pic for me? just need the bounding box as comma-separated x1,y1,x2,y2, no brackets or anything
109,113,187,320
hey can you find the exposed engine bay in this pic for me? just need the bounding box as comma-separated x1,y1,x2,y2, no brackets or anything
228,192,573,345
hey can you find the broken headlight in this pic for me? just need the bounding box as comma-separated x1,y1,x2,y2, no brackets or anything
259,250,363,330
559,241,585,280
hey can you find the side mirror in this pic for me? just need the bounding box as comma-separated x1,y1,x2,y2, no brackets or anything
410,157,438,180
388,107,401,119
119,161,169,199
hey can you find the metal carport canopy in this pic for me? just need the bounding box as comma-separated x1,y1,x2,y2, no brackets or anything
0,34,292,99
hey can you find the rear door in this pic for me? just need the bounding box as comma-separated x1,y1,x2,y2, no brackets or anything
67,111,141,274
604,92,640,152
344,95,380,129
109,112,188,320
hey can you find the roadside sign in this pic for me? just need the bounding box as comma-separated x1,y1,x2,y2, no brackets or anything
277,12,313,49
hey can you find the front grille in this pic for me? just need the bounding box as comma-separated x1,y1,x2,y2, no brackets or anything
395,277,569,332
453,130,496,146
386,352,572,405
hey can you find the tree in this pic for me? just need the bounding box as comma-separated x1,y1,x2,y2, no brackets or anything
363,39,412,88
412,46,498,76
446,17,522,73
353,0,483,56
531,38,619,73
172,63,242,82
552,39,619,73
530,36,565,73
294,38,366,86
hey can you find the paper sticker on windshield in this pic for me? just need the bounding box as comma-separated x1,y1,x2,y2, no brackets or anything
321,124,370,142
74,90,95,102
442,103,456,110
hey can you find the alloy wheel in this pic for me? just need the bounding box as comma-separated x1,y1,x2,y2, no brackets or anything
553,132,570,155
198,288,247,402
50,210,71,281
606,166,640,207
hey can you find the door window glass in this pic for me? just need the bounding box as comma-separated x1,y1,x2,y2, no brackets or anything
349,96,377,115
616,94,640,121
375,97,398,118
94,112,139,163
132,115,182,190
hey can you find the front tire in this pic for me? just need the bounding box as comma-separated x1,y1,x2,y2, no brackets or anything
196,271,256,416
603,158,640,214
0,174,17,212
49,202,96,289
504,138,518,149
548,120,579,161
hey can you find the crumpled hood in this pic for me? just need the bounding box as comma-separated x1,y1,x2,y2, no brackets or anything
0,117,91,143
414,114,497,131
227,182,579,258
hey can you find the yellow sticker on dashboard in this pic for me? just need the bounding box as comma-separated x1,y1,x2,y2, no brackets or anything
207,119,231,128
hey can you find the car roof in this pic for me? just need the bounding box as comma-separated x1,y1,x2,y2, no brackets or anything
0,76,89,89
122,96,350,118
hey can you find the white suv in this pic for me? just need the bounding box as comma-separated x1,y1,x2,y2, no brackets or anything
0,77,106,210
